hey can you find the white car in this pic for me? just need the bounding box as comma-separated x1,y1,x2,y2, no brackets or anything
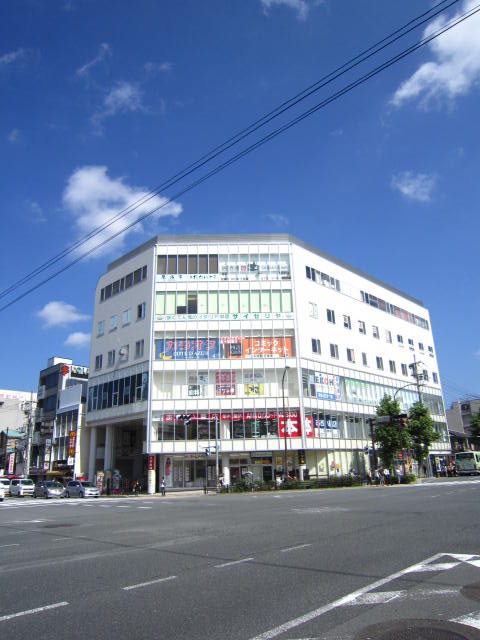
9,479,35,497
0,484,4,501
0,478,10,496
66,480,100,498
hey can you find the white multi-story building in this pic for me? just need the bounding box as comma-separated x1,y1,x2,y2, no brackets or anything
86,234,449,492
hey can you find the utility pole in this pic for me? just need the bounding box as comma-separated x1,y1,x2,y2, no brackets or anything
369,418,378,471
23,392,35,478
409,355,424,404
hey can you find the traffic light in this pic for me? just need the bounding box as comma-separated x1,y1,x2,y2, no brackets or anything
176,414,191,425
364,446,369,455
204,447,210,456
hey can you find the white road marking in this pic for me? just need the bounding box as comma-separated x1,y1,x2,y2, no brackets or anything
0,601,69,623
281,544,312,553
0,543,20,548
215,557,254,568
349,587,458,606
404,561,460,573
137,506,152,509
123,575,176,591
451,610,480,629
249,552,448,640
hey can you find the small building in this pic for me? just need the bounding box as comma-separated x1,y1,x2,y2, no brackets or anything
447,399,480,452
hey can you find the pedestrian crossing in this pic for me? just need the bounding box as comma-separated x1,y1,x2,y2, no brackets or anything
0,497,153,510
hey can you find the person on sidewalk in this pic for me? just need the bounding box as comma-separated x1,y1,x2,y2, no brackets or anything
383,467,390,485
160,477,166,496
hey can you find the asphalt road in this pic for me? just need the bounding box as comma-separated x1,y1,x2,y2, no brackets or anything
1,478,480,640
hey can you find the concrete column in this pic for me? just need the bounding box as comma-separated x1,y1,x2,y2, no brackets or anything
104,425,114,471
147,455,156,495
222,455,230,488
88,427,96,483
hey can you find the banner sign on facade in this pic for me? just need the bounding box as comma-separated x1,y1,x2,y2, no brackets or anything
228,337,292,359
68,431,76,458
310,373,342,401
216,371,236,396
156,338,220,360
148,455,155,471
304,415,339,438
8,452,15,474
278,411,302,438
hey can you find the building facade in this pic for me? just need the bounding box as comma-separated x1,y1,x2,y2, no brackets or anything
32,357,88,480
86,234,450,492
447,399,480,452
0,389,36,476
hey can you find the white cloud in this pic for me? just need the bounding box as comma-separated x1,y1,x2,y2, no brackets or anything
62,165,182,257
37,301,90,328
76,43,112,78
391,171,436,203
92,81,144,134
64,332,91,348
7,128,20,144
144,61,173,76
261,0,323,20
391,0,480,109
0,48,27,68
267,213,289,227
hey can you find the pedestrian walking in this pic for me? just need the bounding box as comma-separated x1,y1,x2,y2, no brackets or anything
383,468,390,485
160,477,166,496
366,469,373,486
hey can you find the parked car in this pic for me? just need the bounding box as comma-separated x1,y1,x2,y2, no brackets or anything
66,480,100,498
34,481,66,499
10,478,35,497
0,478,10,496
0,484,4,501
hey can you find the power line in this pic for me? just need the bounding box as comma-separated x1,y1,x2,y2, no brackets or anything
0,0,459,303
1,1,479,313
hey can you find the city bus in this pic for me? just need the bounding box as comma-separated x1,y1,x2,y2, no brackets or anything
455,451,480,475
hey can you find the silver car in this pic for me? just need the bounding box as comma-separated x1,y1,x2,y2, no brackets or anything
34,481,66,499
66,480,100,498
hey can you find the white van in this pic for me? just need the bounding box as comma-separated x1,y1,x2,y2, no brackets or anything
0,478,10,496
10,479,35,497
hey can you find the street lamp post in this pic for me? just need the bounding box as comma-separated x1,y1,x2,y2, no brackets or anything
282,366,290,481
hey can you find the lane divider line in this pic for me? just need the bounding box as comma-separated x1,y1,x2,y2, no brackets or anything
280,544,312,553
215,557,254,568
123,575,177,591
0,601,69,623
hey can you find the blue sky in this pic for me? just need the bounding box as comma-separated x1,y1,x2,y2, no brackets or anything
1,0,479,406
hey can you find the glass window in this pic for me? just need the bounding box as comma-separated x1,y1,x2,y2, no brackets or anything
167,256,177,274
156,293,165,315
176,292,187,314
327,309,335,323
165,292,176,314
125,273,133,289
343,315,351,329
330,343,339,359
389,360,396,373
122,308,131,326
188,255,198,274
187,293,197,314
372,326,379,339
398,335,404,344
282,291,292,312
309,302,318,318
198,255,208,274
358,321,366,334
119,345,129,362
157,255,166,275
112,280,120,295
230,291,239,314
433,372,439,383
133,268,142,284
385,330,392,343
177,255,187,274
260,291,270,312
104,284,112,300
109,315,118,332
271,291,281,312
362,352,368,366
107,350,115,367
376,356,383,370
135,339,144,358
137,302,146,319
239,292,249,313
95,355,102,370
219,292,229,313
306,266,311,279
250,291,260,313
198,291,208,314
418,342,424,351
209,292,218,313
401,363,408,376
347,348,355,362
209,255,218,274
97,320,105,337
312,338,321,354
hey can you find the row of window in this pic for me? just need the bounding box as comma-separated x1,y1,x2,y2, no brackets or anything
361,290,429,330
155,289,293,316
305,265,341,291
97,303,146,337
309,305,434,356
100,266,147,302
157,253,291,281
87,372,148,412
310,338,439,382
95,340,145,371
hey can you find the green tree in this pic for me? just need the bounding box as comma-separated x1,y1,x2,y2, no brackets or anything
407,401,440,468
373,394,410,469
469,410,480,440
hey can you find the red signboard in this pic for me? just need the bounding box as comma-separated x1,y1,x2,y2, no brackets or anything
68,431,76,458
148,455,155,471
278,411,302,438
215,371,236,396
